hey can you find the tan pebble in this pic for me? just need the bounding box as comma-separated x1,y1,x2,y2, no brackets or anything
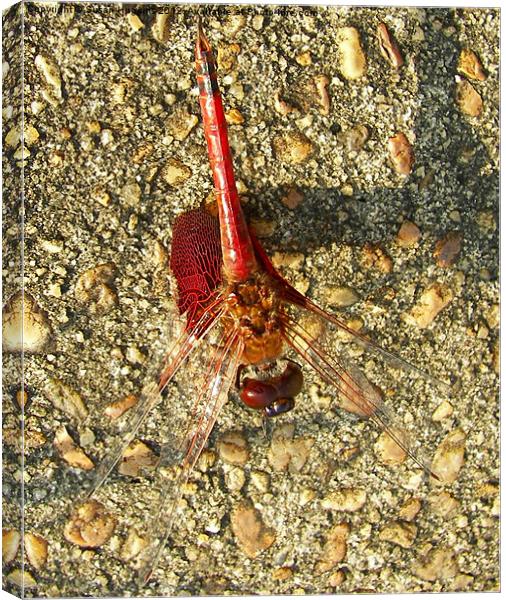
231,502,276,558
340,446,361,463
45,377,88,421
455,79,483,117
329,569,346,586
251,14,264,31
379,520,417,548
75,263,118,315
398,497,422,521
322,488,366,512
250,469,270,493
362,243,393,273
118,440,158,477
152,13,170,43
476,210,496,232
272,566,293,581
431,428,466,484
452,574,475,591
268,432,313,473
273,131,313,164
225,108,244,125
127,13,144,32
24,125,40,146
484,304,499,330
217,430,249,465
412,547,458,582
404,282,453,328
91,186,111,207
324,285,360,307
54,426,94,471
121,528,148,561
388,132,414,175
225,466,246,492
250,218,275,238
273,90,294,116
374,429,408,465
337,27,366,80
2,529,21,563
35,54,62,100
338,124,369,152
457,48,486,81
316,522,350,573
165,108,199,141
377,23,404,69
5,125,20,148
2,292,52,353
64,500,116,547
271,251,304,270
476,481,499,498
40,239,64,253
429,492,460,517
299,488,316,506
434,231,462,267
105,394,138,419
15,388,29,410
132,141,154,164
6,569,37,588
86,120,101,134
281,186,304,209
432,400,454,422
296,51,312,66
120,181,142,207
223,14,246,36
25,532,48,570
397,220,421,247
161,158,192,186
314,74,330,115
217,43,240,72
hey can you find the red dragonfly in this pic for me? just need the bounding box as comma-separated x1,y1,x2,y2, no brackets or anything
90,21,446,584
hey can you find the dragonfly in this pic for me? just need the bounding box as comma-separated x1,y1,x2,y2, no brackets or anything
88,20,447,585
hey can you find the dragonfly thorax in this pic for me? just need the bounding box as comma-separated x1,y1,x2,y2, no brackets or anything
223,272,285,365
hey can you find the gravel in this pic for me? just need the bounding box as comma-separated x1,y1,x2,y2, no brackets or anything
2,3,499,596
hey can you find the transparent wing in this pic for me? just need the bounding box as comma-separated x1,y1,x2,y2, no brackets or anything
281,306,439,477
137,326,244,584
88,296,226,498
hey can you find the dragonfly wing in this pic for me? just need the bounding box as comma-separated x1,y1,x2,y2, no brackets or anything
136,326,244,584
88,300,225,498
281,309,437,477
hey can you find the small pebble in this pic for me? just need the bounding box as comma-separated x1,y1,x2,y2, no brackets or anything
217,430,249,466
396,220,421,247
161,158,192,186
404,283,453,328
35,54,62,101
2,529,21,563
217,43,240,72
127,13,144,32
433,231,462,267
377,23,404,68
165,108,199,141
225,466,246,492
321,487,367,512
314,74,330,115
316,522,350,573
24,532,48,570
379,520,417,548
273,131,313,164
121,528,148,560
75,263,118,315
412,547,458,582
225,108,245,125
120,181,142,207
431,429,466,484
281,186,304,209
273,92,296,116
432,400,454,422
272,566,293,581
429,492,460,518
105,394,138,419
337,27,366,80
223,14,246,37
296,51,312,66
6,569,37,589
268,425,313,473
45,377,88,421
339,124,369,152
230,502,276,558
362,243,393,273
457,48,486,81
388,132,414,175
374,430,407,465
54,426,94,471
64,500,116,548
324,285,360,308
329,569,346,587
118,440,158,477
455,79,483,117
2,292,52,353
250,469,270,493
152,13,170,43
251,15,264,31
398,497,422,521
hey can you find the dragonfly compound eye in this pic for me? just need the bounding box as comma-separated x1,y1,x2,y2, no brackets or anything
264,397,295,418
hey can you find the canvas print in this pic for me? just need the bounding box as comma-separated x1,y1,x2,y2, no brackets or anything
2,1,499,596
